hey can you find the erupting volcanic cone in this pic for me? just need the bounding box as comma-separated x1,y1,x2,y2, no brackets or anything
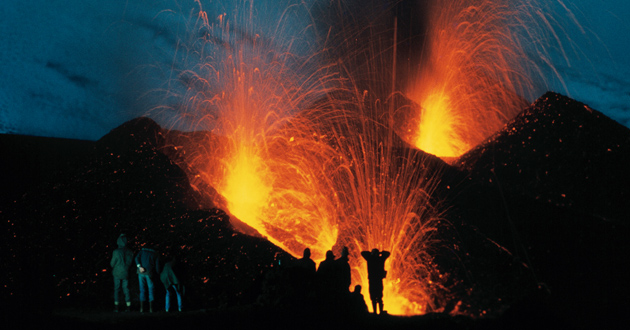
444,92,630,327
2,90,629,328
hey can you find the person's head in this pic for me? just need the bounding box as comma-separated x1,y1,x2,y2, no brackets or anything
326,250,334,260
371,248,379,256
303,248,311,259
341,246,349,258
117,234,128,248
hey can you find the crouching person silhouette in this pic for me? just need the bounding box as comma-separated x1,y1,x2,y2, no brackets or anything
350,285,368,315
361,248,390,314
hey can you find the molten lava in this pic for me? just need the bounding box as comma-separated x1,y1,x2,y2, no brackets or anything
413,90,470,158
404,0,541,159
168,1,341,262
157,0,564,316
220,146,272,235
163,0,448,315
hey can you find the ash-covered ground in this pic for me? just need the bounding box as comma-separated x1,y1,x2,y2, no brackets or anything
1,92,628,329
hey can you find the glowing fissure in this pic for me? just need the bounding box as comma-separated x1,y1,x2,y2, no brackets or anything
310,87,446,315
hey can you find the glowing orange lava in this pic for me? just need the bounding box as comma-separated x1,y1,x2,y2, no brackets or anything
167,1,341,262
315,89,446,315
160,0,581,316
220,146,272,234
405,0,543,159
159,0,514,316
413,90,469,158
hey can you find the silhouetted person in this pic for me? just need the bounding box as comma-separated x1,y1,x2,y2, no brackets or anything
295,248,316,273
334,246,352,294
285,248,316,306
160,257,184,312
350,285,368,315
317,250,336,300
110,234,133,312
135,244,160,312
361,248,390,314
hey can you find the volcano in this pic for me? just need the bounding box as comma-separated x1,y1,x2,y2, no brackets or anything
1,92,628,329
443,92,630,328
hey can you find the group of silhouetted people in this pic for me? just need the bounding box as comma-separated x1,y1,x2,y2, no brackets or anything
110,234,184,313
272,246,390,315
111,233,390,315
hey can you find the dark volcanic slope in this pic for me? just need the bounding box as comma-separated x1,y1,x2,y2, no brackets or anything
458,91,630,222
447,92,630,329
1,117,290,313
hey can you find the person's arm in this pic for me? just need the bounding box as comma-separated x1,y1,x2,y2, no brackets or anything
381,251,390,259
135,251,145,273
361,251,370,260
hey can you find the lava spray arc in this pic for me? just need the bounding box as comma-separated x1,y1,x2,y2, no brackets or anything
161,0,343,261
157,0,450,315
319,91,448,315
402,0,559,159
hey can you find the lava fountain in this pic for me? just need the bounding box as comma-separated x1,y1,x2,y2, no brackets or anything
402,0,554,159
159,0,448,315
325,93,447,315
158,0,343,260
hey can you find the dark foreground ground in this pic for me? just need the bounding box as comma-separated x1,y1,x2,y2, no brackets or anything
3,304,578,330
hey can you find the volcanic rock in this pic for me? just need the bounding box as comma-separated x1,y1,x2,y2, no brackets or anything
445,92,630,329
0,119,290,314
458,91,630,221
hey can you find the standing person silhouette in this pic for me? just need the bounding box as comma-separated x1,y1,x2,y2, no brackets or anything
295,248,316,273
317,250,337,299
110,234,133,312
361,248,390,314
135,243,160,313
334,246,351,294
160,257,184,312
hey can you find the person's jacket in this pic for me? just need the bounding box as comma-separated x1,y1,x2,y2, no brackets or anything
135,247,160,276
160,261,181,290
110,234,133,279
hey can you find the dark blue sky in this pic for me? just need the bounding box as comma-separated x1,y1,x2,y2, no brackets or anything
1,0,628,140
